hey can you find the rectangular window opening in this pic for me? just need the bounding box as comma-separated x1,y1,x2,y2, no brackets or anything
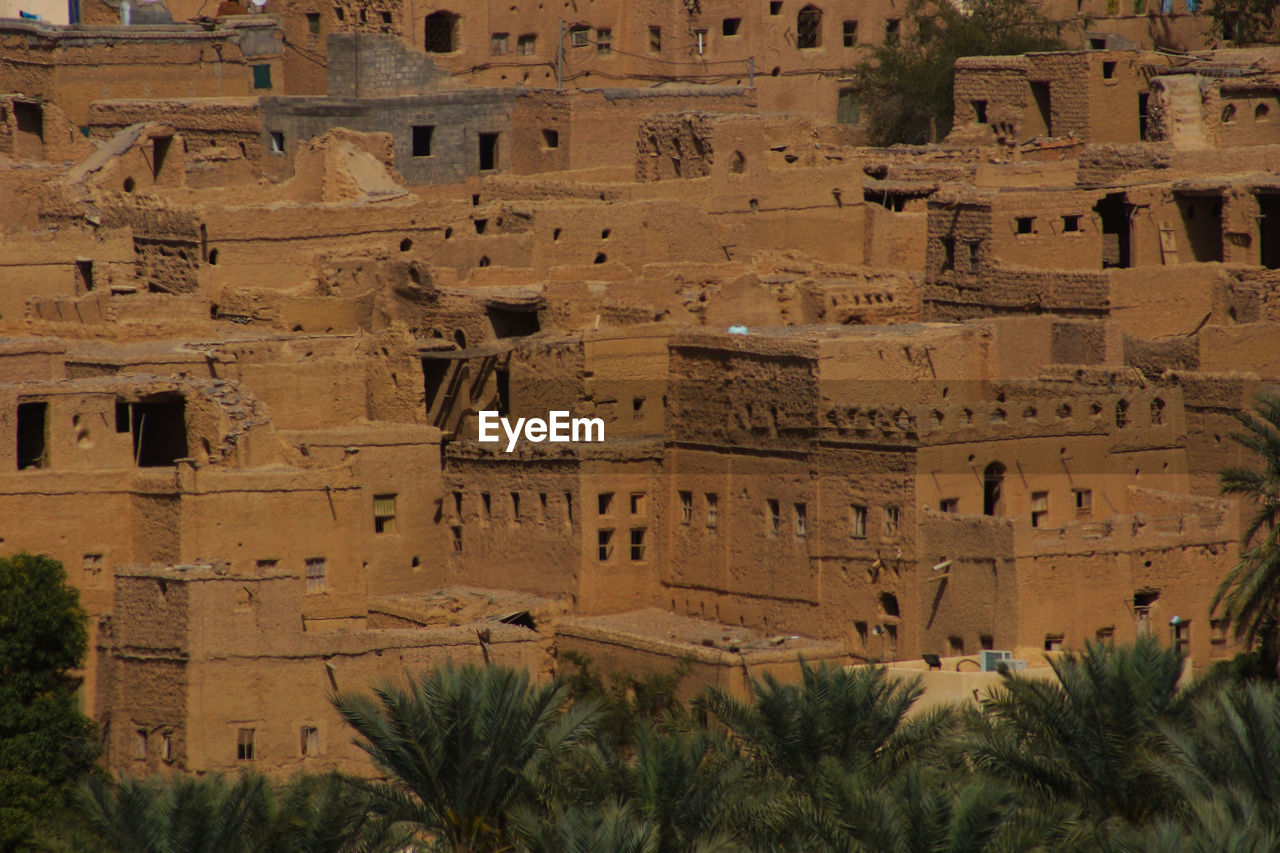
940,498,959,513
883,505,900,537
851,504,867,538
301,726,319,756
479,132,499,171
306,12,320,32
252,64,273,90
269,131,285,154
17,401,48,470
518,33,537,54
768,498,781,534
648,26,661,52
570,26,590,47
598,529,614,561
630,493,646,515
1016,216,1034,234
596,28,612,55
542,128,559,149
630,528,646,561
770,0,782,14
1073,488,1092,518
305,557,326,593
794,502,807,538
1031,491,1049,527
1103,60,1116,79
511,491,521,521
941,236,955,271
722,17,741,35
130,396,188,467
236,728,255,761
491,32,509,54
373,494,397,534
967,241,981,273
679,491,693,525
706,493,719,529
134,729,147,760
598,492,614,515
412,125,434,157
842,20,857,46
972,99,988,124
1063,214,1081,232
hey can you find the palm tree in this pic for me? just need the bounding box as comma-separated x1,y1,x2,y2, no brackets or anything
700,660,953,785
966,635,1186,825
1214,392,1280,672
332,662,598,853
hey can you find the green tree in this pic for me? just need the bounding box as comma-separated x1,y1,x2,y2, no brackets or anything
332,662,597,852
1214,393,1280,672
1209,0,1280,45
0,553,100,852
967,636,1186,825
853,0,1065,145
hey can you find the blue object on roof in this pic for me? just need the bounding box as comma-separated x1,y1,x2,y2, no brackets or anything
727,325,749,335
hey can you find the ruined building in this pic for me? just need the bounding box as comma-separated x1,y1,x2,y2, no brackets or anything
0,0,1275,776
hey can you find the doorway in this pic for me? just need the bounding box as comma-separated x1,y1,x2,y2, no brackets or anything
1094,192,1132,268
983,462,1005,516
1260,193,1280,269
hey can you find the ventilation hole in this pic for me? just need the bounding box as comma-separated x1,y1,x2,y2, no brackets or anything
594,252,607,264
208,249,219,265
478,256,491,267
474,219,488,234
601,228,611,239
444,226,453,239
123,177,136,192
400,237,413,252
553,227,562,240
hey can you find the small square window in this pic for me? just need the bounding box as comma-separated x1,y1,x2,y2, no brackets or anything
570,26,590,47
884,18,900,43
770,1,782,15
1173,621,1191,654
134,729,148,760
596,28,612,55
412,125,433,157
1044,633,1064,652
967,242,981,272
1103,60,1116,79
1031,491,1049,528
630,493,646,515
269,131,285,154
305,557,326,593
767,499,781,534
706,493,719,529
491,32,509,55
648,26,661,52
379,10,391,24
842,20,857,46
451,526,462,552
373,493,396,533
883,506,900,537
972,99,988,123
301,726,319,756
679,491,693,524
518,33,537,54
333,5,343,20
1210,618,1229,657
632,397,644,418
630,528,646,561
851,505,867,538
83,553,104,579
252,64,272,90
598,492,614,515
598,529,614,561
722,17,741,36
940,498,959,513
542,128,559,149
1016,216,1034,234
237,728,255,761
306,12,320,33
794,502,807,538
1062,214,1081,232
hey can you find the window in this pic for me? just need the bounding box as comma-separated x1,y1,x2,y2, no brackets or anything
679,491,693,524
491,32,509,54
967,241,981,272
451,526,462,552
379,11,391,25
479,132,499,171
1016,216,1034,234
706,493,719,529
595,27,612,54
940,498,959,513
842,19,857,46
1096,626,1115,643
648,26,661,52
883,506,900,537
1210,618,1228,657
598,529,614,561
252,64,272,90
511,492,521,521
1103,60,1116,80
236,728,256,761
1031,492,1049,527
630,529,646,561
306,12,319,33
1116,399,1129,428
334,5,343,19
632,397,644,418
1151,397,1165,425
1062,215,1081,232
770,0,782,14
570,25,590,47
884,17,899,44
1173,620,1191,654
134,729,147,760
837,88,860,125
851,505,867,538
161,732,172,762
1073,488,1092,518
452,491,462,516
373,494,397,533
518,33,536,54
301,726,319,756
481,492,492,520
936,236,957,270
768,499,781,534
1134,590,1158,635
305,558,326,593
269,131,285,154
565,492,574,524
541,128,559,149
797,5,822,48
598,492,614,515
83,553,104,583
630,493,646,515
16,401,48,470
1044,633,1064,652
424,11,458,53
794,502,807,538
972,99,988,123
722,17,741,35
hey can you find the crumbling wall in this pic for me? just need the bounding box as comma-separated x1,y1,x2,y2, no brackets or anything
636,113,715,182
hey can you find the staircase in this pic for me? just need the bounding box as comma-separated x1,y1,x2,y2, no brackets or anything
1157,75,1208,150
